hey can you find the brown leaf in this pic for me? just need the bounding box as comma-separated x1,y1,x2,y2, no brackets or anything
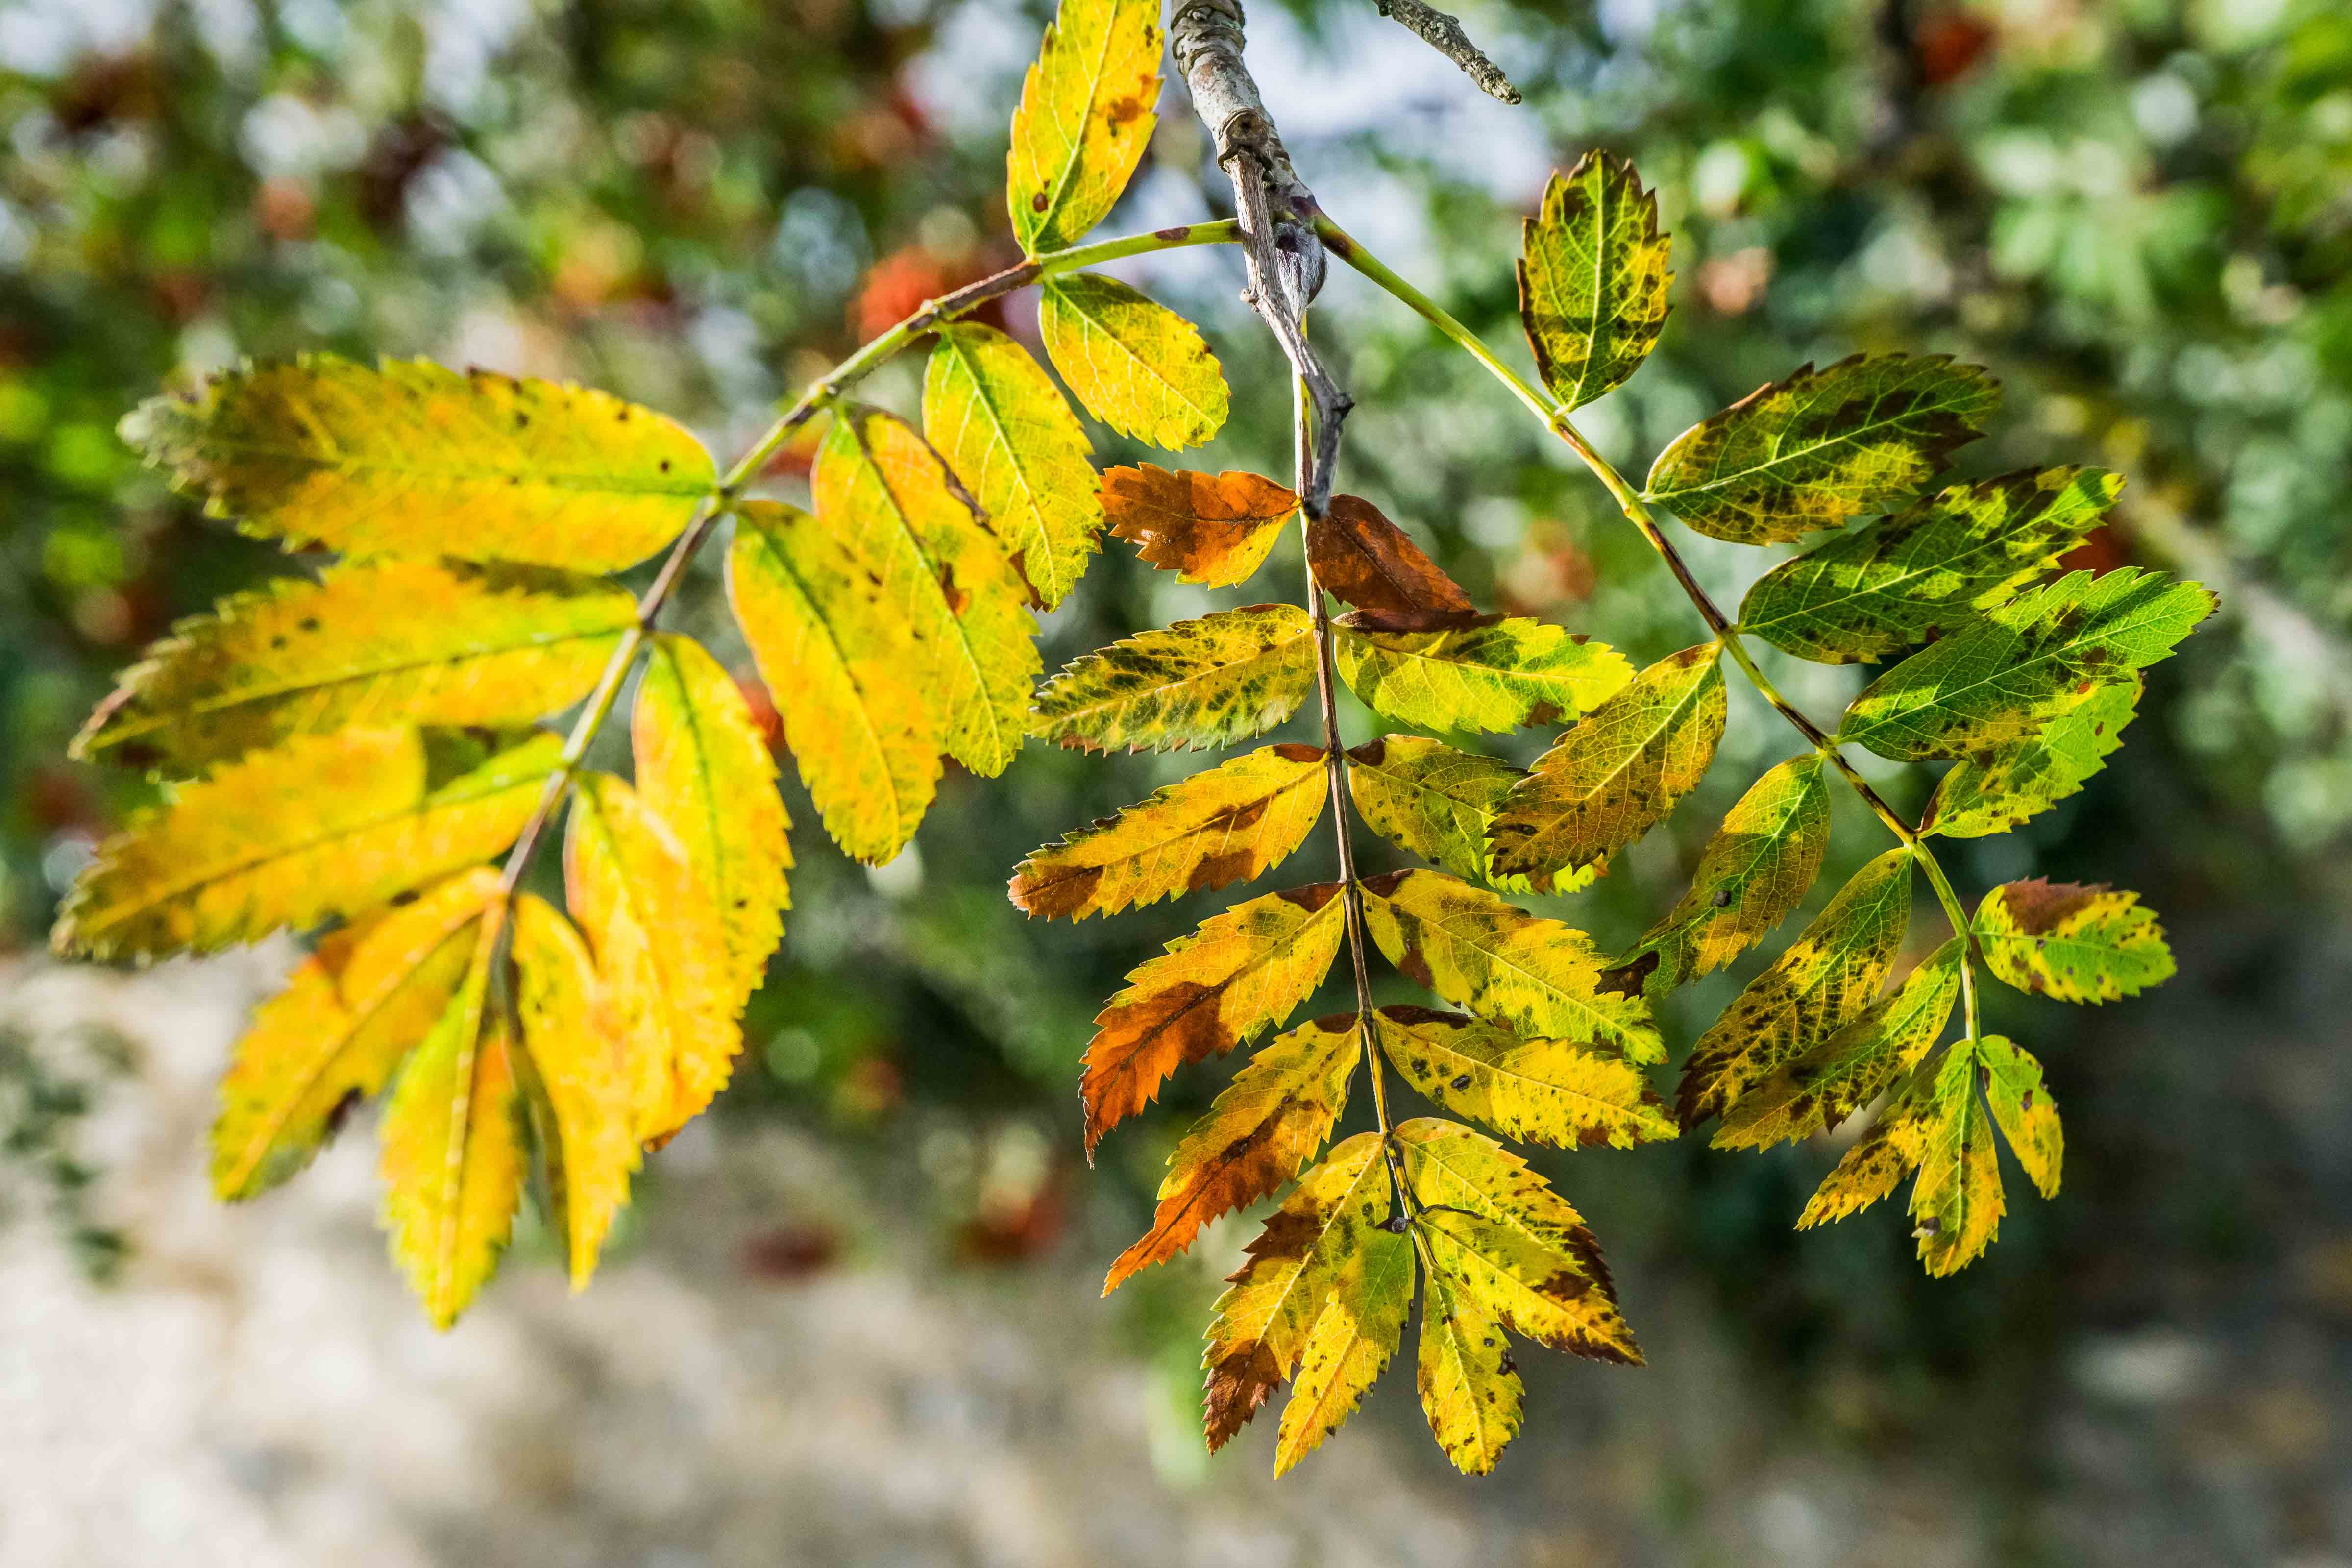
1102,463,1299,588
1306,495,1474,619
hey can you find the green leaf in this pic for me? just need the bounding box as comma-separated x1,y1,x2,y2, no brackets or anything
1676,847,1913,1128
1905,1043,2006,1276
1611,754,1829,998
1975,879,2174,1003
1518,150,1672,412
1030,604,1316,753
1488,644,1725,880
1922,676,2140,839
1334,614,1631,735
1978,1034,2062,1199
1715,938,1962,1151
1362,869,1665,1064
1839,569,2214,762
1006,0,1162,255
1345,735,1592,896
923,321,1102,608
1739,467,2122,664
1374,1005,1676,1151
1643,354,2000,545
1039,273,1227,449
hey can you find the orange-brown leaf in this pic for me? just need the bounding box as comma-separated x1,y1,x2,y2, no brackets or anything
1305,495,1474,621
1103,463,1299,588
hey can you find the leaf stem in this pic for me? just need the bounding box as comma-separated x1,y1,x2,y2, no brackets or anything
1317,216,1984,1039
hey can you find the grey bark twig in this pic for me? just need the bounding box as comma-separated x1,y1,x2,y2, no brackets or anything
1374,0,1520,104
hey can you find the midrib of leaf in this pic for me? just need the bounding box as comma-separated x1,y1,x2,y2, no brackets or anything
1058,285,1221,429
935,334,1070,602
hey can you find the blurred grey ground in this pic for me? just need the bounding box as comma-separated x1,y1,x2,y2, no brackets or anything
5,932,2349,1568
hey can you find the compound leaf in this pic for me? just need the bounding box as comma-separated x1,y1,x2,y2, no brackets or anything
815,405,1039,778
923,321,1102,607
122,355,713,571
1103,1011,1358,1293
1838,568,2214,762
1031,604,1316,753
1676,847,1912,1128
54,726,559,961
1334,614,1630,735
1273,1217,1412,1476
1740,467,2121,664
727,500,943,866
1488,643,1725,880
1009,743,1328,921
1923,676,2140,839
1416,1265,1523,1476
1203,1131,1389,1452
1006,0,1161,256
1039,273,1227,449
1081,882,1345,1155
510,893,637,1290
632,633,791,1005
1305,495,1473,620
1643,354,2000,545
1519,151,1671,412
211,866,501,1201
74,559,635,775
1375,1005,1675,1151
1103,463,1298,587
1975,879,2173,1003
1362,869,1664,1065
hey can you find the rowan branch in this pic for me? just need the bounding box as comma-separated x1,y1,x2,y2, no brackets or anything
1374,0,1520,104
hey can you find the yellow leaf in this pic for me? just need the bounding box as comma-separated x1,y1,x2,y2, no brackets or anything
1361,869,1664,1064
1202,1131,1388,1452
1374,1005,1676,1151
1103,1011,1358,1293
1417,1263,1523,1475
924,322,1102,607
1796,1063,1939,1230
564,772,741,1145
1334,614,1631,735
1039,273,1228,449
509,893,638,1289
632,633,792,1004
54,727,560,961
1009,743,1328,921
211,866,501,1200
1102,463,1298,587
1676,848,1913,1128
1489,643,1725,879
1345,735,1595,898
377,915,525,1329
814,405,1040,777
1006,0,1162,255
1031,604,1317,754
74,559,636,775
1974,879,2173,1004
1273,1220,1412,1476
1907,1043,2006,1276
727,500,944,865
1978,1034,2062,1199
1080,882,1345,1155
122,355,714,571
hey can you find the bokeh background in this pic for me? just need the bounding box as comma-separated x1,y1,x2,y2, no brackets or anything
4,0,2351,1562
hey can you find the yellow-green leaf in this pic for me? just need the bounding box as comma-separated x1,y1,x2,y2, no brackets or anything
1519,151,1671,412
1039,273,1227,449
1081,882,1345,1156
1907,1043,2006,1276
1796,1054,1942,1229
1345,735,1591,896
74,559,636,775
1203,1132,1388,1453
510,893,637,1289
1362,869,1664,1065
1031,604,1316,754
54,726,560,961
1334,613,1631,735
1489,643,1725,880
923,321,1102,607
122,355,714,571
377,916,524,1329
1416,1264,1523,1476
1612,754,1830,998
212,866,502,1200
1009,743,1328,921
1103,463,1298,587
1676,847,1913,1128
632,632,791,1004
1005,0,1162,255
1375,1005,1675,1150
1643,353,2001,545
1923,676,2139,839
1978,1034,2061,1199
1103,1011,1358,1293
727,500,943,866
1273,1219,1412,1476
1975,879,2173,1004
814,405,1040,777
564,772,740,1145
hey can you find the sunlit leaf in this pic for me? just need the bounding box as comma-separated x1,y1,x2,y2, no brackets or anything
1375,1005,1675,1150
1905,1043,2006,1276
1039,273,1228,449
1975,879,2173,1003
1031,604,1316,754
1334,614,1631,735
1978,1034,2061,1199
1923,676,2140,839
1006,0,1162,255
1416,1265,1522,1476
1304,494,1473,620
1273,1217,1411,1476
510,893,637,1289
1103,463,1298,587
1519,150,1671,412
1346,735,1585,895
